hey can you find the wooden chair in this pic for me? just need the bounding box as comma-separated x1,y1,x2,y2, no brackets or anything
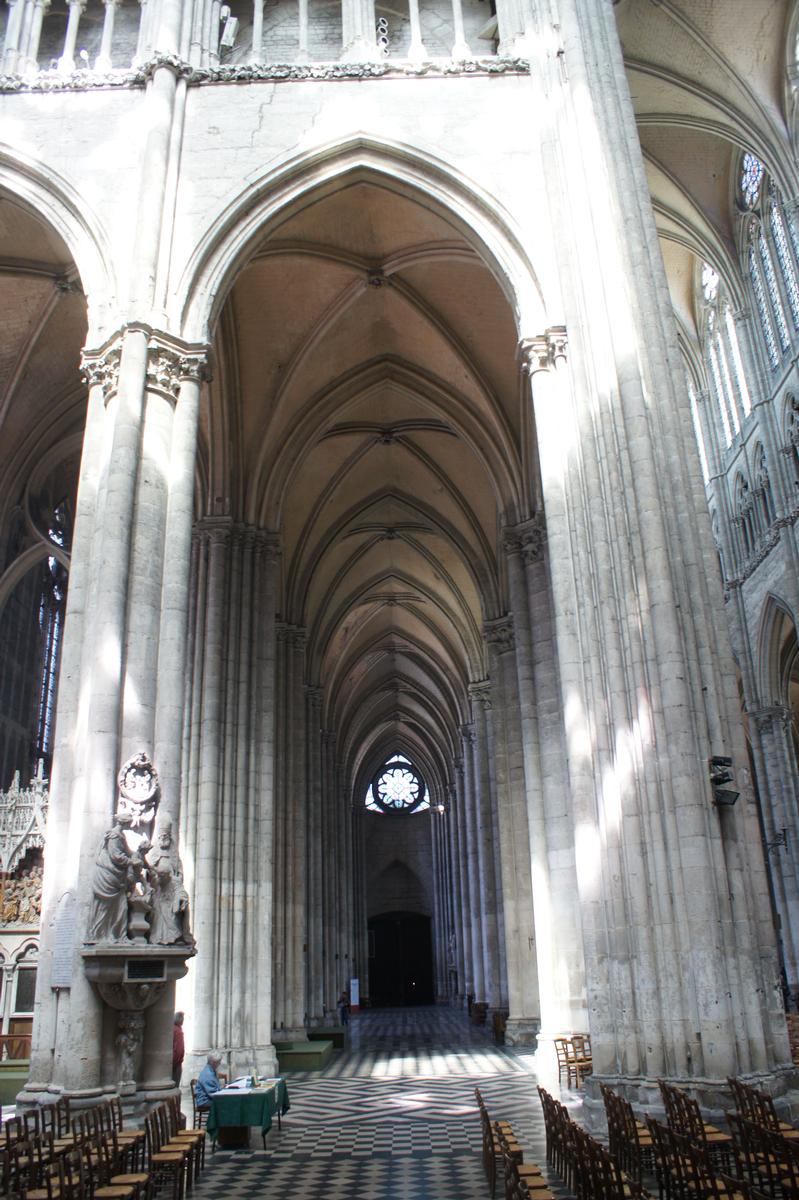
475,1086,519,1197
495,1126,553,1200
165,1094,206,1180
674,1125,773,1200
729,1108,796,1195
553,1039,571,1086
189,1081,209,1131
84,1138,137,1199
144,1110,187,1200
658,1079,733,1174
727,1076,799,1138
107,1097,146,1172
600,1082,655,1186
571,1121,648,1200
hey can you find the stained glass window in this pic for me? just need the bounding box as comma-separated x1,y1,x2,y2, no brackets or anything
759,229,790,352
768,187,799,330
741,152,765,209
365,754,429,814
749,243,779,369
701,262,719,302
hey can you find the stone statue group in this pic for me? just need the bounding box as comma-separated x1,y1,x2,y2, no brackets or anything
86,811,194,948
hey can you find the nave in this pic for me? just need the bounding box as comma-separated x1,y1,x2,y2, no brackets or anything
192,1006,567,1200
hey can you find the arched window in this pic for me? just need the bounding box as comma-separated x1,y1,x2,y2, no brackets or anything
735,475,756,559
740,152,799,369
365,754,429,814
768,182,799,330
698,262,749,446
754,443,776,530
784,393,799,492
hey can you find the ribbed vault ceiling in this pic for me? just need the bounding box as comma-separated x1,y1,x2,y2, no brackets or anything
616,0,795,357
208,180,524,800
0,195,84,565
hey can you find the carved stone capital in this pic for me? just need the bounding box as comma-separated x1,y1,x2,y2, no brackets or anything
519,327,567,376
146,336,210,403
468,680,492,709
751,705,793,736
504,514,546,564
460,723,476,745
306,685,323,707
484,614,514,653
80,343,121,399
519,335,550,376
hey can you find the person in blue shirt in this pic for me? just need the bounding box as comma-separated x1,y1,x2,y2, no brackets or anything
195,1052,222,1109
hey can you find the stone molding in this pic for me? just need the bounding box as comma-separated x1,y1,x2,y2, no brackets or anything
0,54,530,93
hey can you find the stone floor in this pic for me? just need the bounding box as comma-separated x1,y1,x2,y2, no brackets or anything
191,1006,577,1199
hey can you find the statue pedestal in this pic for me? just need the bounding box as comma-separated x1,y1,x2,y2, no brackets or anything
82,943,195,1112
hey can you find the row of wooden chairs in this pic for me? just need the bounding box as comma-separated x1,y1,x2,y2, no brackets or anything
494,1123,553,1200
646,1114,769,1200
600,1076,799,1200
553,1034,592,1089
1,1094,206,1200
658,1078,734,1175
538,1085,648,1199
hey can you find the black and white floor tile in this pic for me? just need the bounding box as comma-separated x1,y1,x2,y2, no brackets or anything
192,1007,576,1199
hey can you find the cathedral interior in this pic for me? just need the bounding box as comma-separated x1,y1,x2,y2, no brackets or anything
0,0,799,1149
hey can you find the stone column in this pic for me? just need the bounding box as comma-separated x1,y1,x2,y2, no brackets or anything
95,0,120,69
305,687,325,1025
484,617,539,1045
341,0,378,60
469,683,502,1011
445,779,466,1005
452,757,474,1005
250,0,263,61
57,0,83,71
2,0,26,74
21,0,48,74
750,707,799,989
275,628,305,1032
181,524,280,1078
506,518,585,1039
459,723,485,1004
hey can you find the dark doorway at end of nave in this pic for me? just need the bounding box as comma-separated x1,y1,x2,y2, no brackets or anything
368,912,434,1006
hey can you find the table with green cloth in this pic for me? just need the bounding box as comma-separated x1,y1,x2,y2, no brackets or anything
207,1078,290,1148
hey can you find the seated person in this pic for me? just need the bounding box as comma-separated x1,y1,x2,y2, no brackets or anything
195,1051,223,1109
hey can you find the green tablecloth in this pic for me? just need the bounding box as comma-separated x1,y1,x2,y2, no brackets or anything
207,1078,290,1141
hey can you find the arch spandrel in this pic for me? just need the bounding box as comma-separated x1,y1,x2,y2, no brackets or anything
176,136,548,345
0,144,117,343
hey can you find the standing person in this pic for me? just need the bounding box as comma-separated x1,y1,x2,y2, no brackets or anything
337,989,350,1027
172,1012,185,1086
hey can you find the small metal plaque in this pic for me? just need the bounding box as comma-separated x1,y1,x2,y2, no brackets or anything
124,959,166,982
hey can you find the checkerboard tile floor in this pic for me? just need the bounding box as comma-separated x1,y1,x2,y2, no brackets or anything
192,1007,576,1199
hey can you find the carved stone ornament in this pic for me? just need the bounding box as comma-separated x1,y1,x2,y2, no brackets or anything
0,55,530,94
117,752,160,833
146,341,208,403
115,1010,145,1091
80,344,122,399
468,680,492,710
484,615,515,653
